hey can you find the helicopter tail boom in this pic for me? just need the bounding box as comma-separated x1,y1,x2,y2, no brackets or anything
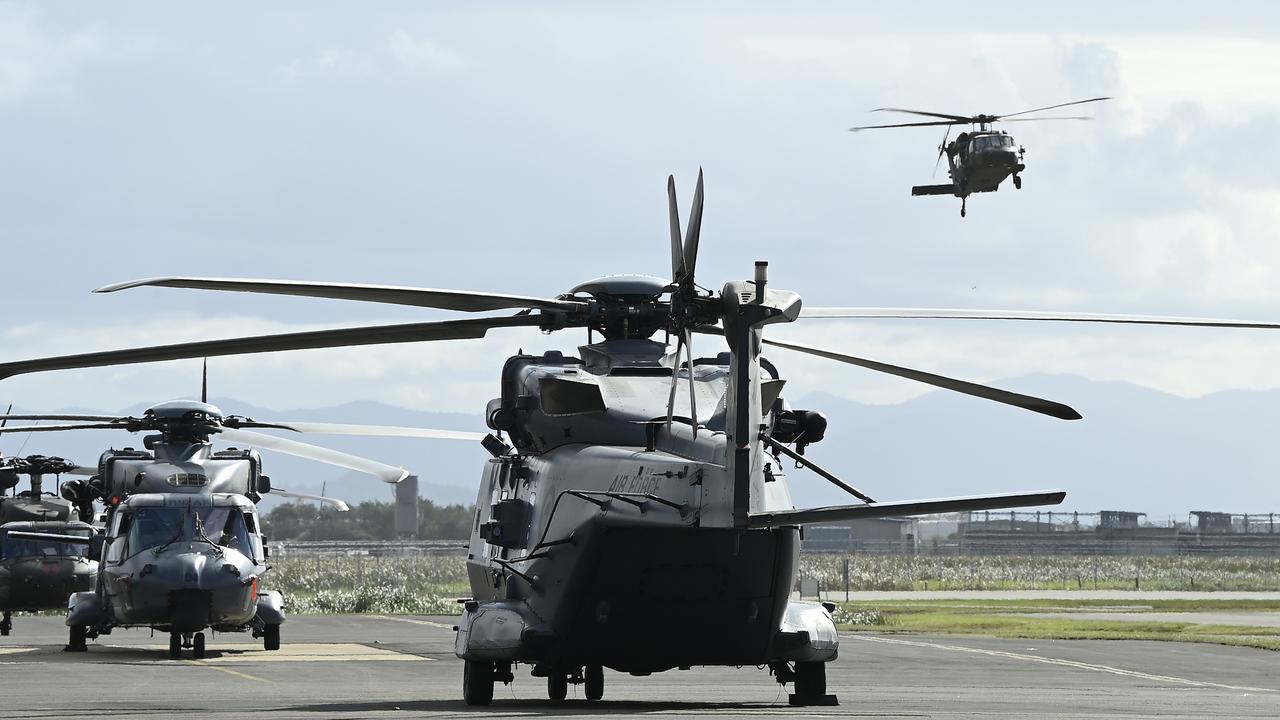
747,489,1065,527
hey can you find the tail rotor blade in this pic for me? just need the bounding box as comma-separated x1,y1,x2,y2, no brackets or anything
682,168,704,283
933,126,950,178
683,328,697,438
667,175,685,280
666,332,684,429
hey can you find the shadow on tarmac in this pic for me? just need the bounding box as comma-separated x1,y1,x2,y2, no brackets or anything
287,699,808,714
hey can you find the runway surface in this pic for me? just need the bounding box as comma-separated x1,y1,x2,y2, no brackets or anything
1,614,1277,719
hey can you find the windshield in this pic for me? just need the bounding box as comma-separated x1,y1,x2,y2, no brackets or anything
126,508,187,554
122,506,254,557
1,529,90,559
195,507,252,556
973,135,1014,151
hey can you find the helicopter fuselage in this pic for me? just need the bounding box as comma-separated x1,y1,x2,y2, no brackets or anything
457,340,837,674
0,521,97,613
67,493,283,640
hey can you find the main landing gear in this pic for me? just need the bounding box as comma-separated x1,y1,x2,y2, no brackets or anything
1013,174,1022,190
169,631,207,659
545,665,605,703
1,610,11,636
65,625,88,652
771,660,838,707
463,661,602,706
960,197,967,218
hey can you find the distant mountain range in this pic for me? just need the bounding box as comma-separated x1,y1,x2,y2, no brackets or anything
5,375,1276,518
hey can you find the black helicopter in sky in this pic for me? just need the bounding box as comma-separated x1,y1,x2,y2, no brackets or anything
850,97,1110,216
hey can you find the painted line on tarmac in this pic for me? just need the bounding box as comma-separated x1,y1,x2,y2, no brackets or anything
189,659,275,683
369,614,456,630
0,646,36,656
851,635,1277,693
101,642,428,663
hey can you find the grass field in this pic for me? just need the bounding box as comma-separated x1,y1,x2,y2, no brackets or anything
833,598,1280,651
265,552,1280,653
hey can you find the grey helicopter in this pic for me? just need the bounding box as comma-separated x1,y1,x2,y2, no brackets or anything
850,97,1110,216
1,171,1279,702
0,394,453,658
0,454,98,636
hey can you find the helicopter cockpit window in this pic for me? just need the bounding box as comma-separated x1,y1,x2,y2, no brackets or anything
125,508,186,556
195,506,252,556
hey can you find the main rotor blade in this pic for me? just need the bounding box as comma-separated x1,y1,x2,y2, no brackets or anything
1000,116,1094,123
0,315,546,381
850,120,963,132
95,277,586,314
748,489,1066,526
871,107,972,122
798,307,1280,329
219,428,409,483
0,414,123,422
762,336,1081,420
271,422,486,441
268,488,350,512
996,96,1110,120
0,422,126,434
683,168,704,284
5,530,94,544
667,175,685,281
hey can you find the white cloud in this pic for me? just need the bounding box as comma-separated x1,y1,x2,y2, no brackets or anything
388,30,461,73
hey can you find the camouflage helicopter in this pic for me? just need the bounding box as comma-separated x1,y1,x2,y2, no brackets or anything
0,454,98,636
850,97,1110,216
0,398,457,658
2,171,1280,701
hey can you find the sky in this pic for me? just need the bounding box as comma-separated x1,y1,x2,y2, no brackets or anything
3,1,1280,424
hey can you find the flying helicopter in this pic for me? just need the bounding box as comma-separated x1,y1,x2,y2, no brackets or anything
850,97,1110,216
0,454,97,636
0,397,466,658
1,171,1279,701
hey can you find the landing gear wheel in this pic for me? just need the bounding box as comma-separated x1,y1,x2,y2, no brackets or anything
547,671,568,701
960,199,967,218
584,664,604,701
463,660,495,706
193,632,206,659
65,625,88,652
789,661,836,706
1013,175,1022,190
1,611,11,636
169,632,182,660
263,623,280,651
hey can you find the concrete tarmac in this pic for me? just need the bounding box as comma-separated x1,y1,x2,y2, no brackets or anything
1,614,1277,719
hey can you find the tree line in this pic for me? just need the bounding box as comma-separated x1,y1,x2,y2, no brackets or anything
262,498,475,540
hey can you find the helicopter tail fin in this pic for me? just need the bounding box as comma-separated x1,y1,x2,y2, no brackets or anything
911,184,956,197
747,489,1065,527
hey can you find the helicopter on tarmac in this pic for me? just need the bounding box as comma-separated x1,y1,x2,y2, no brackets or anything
1,171,1279,702
0,397,463,658
0,454,97,636
850,97,1110,217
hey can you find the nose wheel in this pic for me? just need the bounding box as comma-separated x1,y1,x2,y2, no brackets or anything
1013,174,1022,190
960,198,967,218
1,610,11,636
169,631,207,659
